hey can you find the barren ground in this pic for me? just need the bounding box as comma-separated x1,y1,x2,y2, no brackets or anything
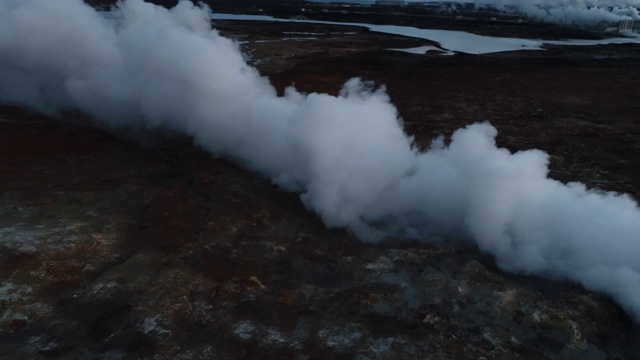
1,19,640,359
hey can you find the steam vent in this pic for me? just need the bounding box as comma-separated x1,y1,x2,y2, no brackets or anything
2,0,640,359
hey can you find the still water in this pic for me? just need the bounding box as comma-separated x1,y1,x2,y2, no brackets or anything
211,13,640,55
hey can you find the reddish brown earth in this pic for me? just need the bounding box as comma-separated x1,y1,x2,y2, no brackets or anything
1,20,640,359
219,21,640,199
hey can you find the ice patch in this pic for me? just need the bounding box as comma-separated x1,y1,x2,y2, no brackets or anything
317,324,364,351
233,320,257,341
140,315,172,336
0,282,32,302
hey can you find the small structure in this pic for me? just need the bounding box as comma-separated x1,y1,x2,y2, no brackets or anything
619,19,634,33
604,19,636,35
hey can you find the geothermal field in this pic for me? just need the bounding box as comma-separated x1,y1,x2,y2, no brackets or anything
1,0,640,359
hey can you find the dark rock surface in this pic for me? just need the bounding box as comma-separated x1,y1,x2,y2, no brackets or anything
2,19,640,360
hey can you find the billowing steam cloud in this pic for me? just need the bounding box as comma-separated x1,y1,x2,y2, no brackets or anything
440,0,640,25
2,0,640,320
325,0,639,26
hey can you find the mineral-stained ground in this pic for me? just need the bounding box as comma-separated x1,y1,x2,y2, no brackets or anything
1,18,640,360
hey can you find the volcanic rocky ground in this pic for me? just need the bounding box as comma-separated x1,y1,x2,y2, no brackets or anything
1,19,640,359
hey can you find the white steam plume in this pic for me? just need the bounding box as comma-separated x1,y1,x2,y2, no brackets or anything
2,0,640,320
456,0,640,25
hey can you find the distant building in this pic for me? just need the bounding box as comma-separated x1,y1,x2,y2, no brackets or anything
375,0,405,6
618,19,634,33
604,19,637,35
